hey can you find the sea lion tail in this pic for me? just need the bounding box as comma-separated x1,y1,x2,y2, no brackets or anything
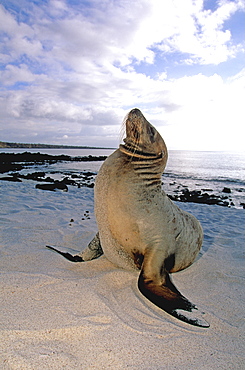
138,271,209,328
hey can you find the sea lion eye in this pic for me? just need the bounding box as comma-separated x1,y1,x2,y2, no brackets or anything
148,126,155,142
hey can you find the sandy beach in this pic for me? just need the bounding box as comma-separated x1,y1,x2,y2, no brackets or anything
0,179,244,369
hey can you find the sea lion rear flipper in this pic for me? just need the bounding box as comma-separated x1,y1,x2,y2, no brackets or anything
138,271,209,328
46,232,103,262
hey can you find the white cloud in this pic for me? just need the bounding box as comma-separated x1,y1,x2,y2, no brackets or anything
0,64,38,85
0,0,244,149
154,0,244,65
1,66,244,150
156,69,245,150
1,0,242,69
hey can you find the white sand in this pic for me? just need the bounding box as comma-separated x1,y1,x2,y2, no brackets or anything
0,180,244,369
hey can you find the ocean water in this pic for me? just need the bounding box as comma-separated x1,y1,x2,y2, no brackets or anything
1,148,244,208
163,150,245,209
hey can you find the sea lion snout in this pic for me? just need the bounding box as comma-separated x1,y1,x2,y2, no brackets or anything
125,108,145,139
128,108,143,118
125,108,155,145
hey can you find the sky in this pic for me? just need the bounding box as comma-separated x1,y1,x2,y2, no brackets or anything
0,0,244,151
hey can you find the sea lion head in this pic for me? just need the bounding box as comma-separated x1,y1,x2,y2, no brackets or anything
120,108,168,166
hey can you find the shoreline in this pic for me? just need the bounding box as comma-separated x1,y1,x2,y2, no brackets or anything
0,140,114,150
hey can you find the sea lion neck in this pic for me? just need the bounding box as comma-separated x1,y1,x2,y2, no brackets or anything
118,144,165,189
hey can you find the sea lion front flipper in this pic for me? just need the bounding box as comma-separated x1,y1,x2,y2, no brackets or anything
46,245,84,262
138,270,209,328
46,232,104,262
80,232,104,261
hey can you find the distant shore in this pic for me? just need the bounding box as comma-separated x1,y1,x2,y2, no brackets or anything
0,152,107,174
0,141,114,150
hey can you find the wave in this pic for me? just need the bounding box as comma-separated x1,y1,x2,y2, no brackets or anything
163,172,245,188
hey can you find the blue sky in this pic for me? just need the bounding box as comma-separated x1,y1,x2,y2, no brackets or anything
0,0,244,150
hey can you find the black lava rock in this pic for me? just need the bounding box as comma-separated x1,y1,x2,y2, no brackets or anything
36,181,68,192
222,187,231,193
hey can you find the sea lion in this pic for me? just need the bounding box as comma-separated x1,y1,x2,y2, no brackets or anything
47,108,209,328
